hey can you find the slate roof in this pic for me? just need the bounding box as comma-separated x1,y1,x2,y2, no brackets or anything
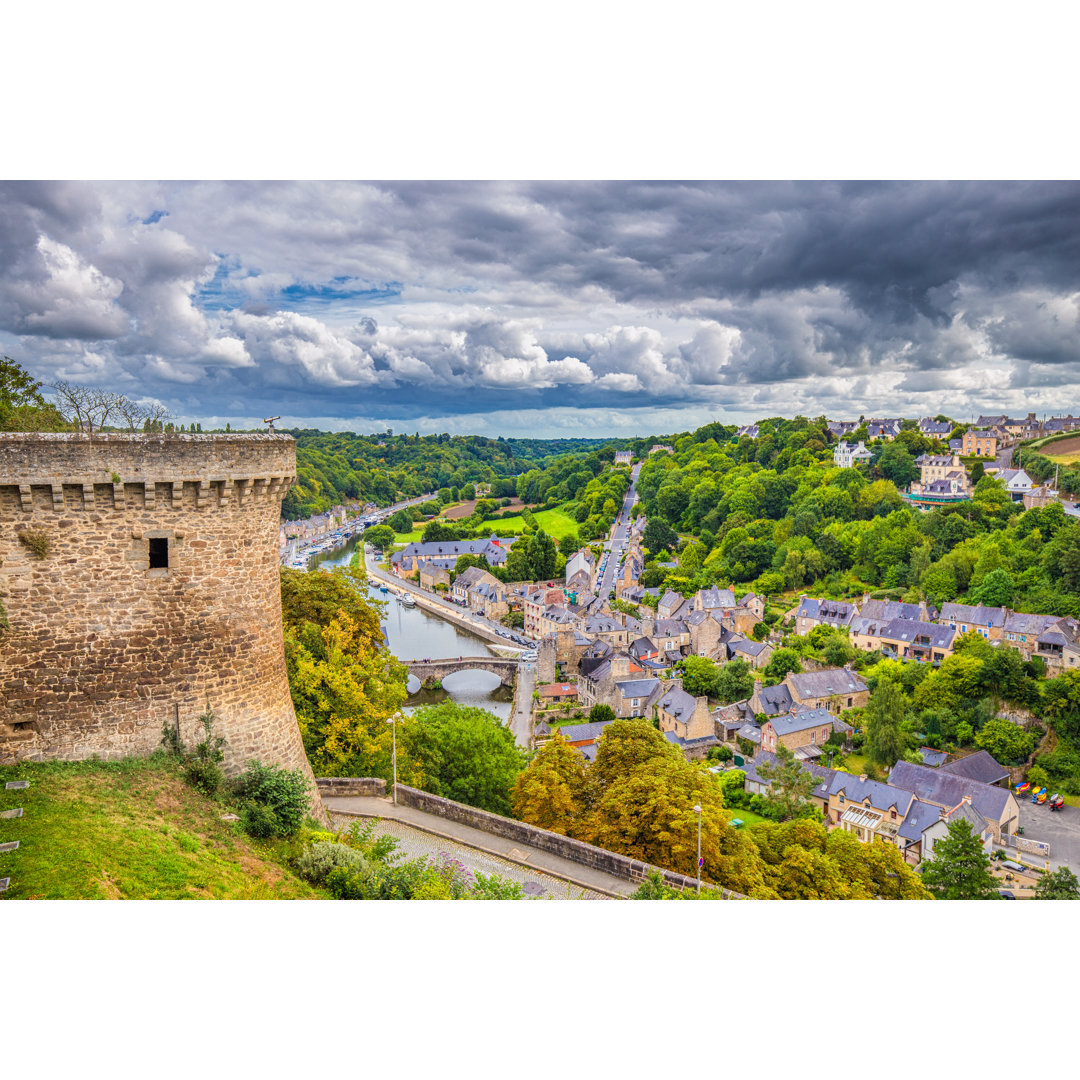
391,537,513,565
787,668,868,698
653,618,689,637
557,719,613,743
736,723,762,743
887,761,1014,821
755,683,795,716
939,603,1006,629
658,590,686,613
583,615,622,634
943,800,992,836
766,706,836,738
878,618,956,650
859,599,927,623
918,419,952,435
896,800,943,842
938,750,1010,785
795,597,858,625
1004,612,1059,636
629,636,658,658
656,685,700,722
828,772,915,815
615,678,661,699
731,637,770,658
919,747,949,768
697,586,736,609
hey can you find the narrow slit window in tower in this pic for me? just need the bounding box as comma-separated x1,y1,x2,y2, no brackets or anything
148,537,169,569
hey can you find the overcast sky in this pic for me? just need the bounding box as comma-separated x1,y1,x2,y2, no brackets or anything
2,180,1079,437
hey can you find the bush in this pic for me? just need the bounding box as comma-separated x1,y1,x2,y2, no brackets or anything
295,841,367,884
185,758,225,798
231,761,311,838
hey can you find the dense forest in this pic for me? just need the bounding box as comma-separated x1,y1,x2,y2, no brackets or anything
281,429,639,519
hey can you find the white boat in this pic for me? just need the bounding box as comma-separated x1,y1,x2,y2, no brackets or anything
400,594,417,607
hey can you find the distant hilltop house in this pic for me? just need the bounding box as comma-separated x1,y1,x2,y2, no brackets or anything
833,440,873,468
866,418,901,441
993,468,1033,501
613,450,633,465
649,444,674,455
917,417,953,437
826,420,859,438
907,453,970,505
962,428,999,457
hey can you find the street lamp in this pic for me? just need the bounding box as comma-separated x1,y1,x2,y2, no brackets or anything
386,713,399,804
693,803,703,895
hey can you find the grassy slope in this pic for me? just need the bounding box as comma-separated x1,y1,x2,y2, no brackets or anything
0,757,324,900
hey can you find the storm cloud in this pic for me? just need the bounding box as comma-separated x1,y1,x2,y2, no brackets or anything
1,180,1078,435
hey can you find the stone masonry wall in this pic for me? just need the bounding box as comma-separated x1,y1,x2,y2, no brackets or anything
392,783,743,896
0,434,314,788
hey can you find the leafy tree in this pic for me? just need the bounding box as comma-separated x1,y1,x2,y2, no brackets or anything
588,704,616,723
0,355,69,431
679,656,721,698
386,508,414,534
864,678,909,768
877,442,919,487
756,744,817,821
1034,865,1080,899
281,566,410,779
969,460,985,485
974,717,1035,764
402,703,528,816
510,735,589,835
643,517,678,554
763,647,802,681
920,819,998,899
715,659,755,704
363,524,396,550
970,566,1015,606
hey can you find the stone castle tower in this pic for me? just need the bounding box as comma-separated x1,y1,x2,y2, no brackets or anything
0,433,314,785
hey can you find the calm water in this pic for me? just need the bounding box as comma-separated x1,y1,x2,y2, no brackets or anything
307,536,511,720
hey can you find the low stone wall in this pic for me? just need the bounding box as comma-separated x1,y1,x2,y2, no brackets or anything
316,777,387,797
392,783,742,897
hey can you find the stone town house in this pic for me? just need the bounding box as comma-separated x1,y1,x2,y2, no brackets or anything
760,707,844,756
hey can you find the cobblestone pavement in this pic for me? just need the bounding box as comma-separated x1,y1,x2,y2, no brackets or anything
332,815,610,900
1017,798,1080,872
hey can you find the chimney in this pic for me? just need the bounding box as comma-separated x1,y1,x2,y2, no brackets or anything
859,774,867,782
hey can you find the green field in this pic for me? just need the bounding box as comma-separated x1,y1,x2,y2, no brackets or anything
0,757,324,900
393,505,580,546
474,506,580,540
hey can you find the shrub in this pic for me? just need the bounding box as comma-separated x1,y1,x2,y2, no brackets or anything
185,758,225,798
240,801,280,839
295,841,367,884
232,760,311,838
17,528,50,559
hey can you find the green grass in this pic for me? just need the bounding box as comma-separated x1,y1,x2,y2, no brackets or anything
0,756,325,900
394,504,580,546
726,808,770,827
475,506,580,541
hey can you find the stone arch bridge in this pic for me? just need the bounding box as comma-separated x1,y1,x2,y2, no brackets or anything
407,656,519,689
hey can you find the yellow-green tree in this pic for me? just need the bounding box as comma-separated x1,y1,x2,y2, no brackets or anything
510,735,589,835
281,566,411,779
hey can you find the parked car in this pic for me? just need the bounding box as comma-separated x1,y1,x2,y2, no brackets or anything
521,651,538,662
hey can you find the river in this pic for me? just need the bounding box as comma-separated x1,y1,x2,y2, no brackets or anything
306,535,513,720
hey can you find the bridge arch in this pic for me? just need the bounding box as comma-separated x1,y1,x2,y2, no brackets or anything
406,656,519,689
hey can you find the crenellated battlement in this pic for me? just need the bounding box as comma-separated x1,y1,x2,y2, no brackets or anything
0,433,296,513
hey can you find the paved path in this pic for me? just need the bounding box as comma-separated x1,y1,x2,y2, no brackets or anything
322,795,638,897
510,660,535,749
598,461,641,598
